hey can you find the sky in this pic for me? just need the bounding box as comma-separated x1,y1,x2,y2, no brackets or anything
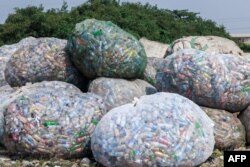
0,0,250,34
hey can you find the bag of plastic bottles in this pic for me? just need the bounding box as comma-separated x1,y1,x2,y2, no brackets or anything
139,37,169,58
143,57,163,86
0,47,15,87
202,107,245,149
66,19,147,79
238,106,250,144
0,37,37,87
3,81,106,157
88,77,157,111
245,52,250,57
0,85,17,143
156,49,250,112
4,37,88,91
166,36,244,57
91,92,215,167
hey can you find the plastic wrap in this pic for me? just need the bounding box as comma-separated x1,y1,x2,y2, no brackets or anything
2,81,106,157
244,52,250,57
166,36,244,57
0,37,37,87
0,81,82,143
238,106,250,144
156,49,250,112
66,19,147,79
0,85,16,142
4,38,88,91
91,92,215,167
143,57,163,86
202,107,245,149
88,77,157,111
139,37,169,58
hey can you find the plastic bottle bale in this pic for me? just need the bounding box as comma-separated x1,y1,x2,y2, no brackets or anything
139,37,169,58
3,81,106,158
165,36,244,57
0,37,38,87
91,92,215,167
0,81,84,144
4,37,88,91
17,36,38,45
201,107,245,150
88,77,157,111
244,52,250,57
0,56,9,87
238,106,250,144
66,19,147,79
0,45,17,86
143,57,163,86
156,48,250,112
0,85,17,142
0,81,83,117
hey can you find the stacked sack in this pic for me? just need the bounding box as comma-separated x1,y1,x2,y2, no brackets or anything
88,77,157,111
0,19,153,161
156,48,250,112
202,107,245,150
66,19,147,79
3,18,249,167
91,93,215,167
143,57,163,86
4,37,88,91
165,36,244,57
2,81,106,158
0,85,17,141
139,37,169,58
0,37,37,87
239,106,250,144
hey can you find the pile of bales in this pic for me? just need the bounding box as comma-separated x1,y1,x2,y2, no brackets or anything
1,18,250,166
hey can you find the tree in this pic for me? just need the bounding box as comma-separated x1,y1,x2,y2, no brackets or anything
0,0,230,46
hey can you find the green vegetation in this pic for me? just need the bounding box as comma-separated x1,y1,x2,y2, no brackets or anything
239,43,250,53
0,0,230,46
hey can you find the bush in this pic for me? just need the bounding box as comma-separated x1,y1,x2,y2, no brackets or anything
0,0,230,46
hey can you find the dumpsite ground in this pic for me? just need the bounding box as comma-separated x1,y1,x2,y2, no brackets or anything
0,144,230,167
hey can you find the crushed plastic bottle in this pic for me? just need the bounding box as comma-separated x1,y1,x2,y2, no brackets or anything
156,49,250,112
2,81,106,157
88,77,157,111
91,92,215,167
66,19,147,79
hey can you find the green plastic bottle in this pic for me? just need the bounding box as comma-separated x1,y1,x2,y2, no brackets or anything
43,121,59,127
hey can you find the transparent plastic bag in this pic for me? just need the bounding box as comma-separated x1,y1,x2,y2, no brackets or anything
139,37,169,58
238,106,250,144
166,36,244,57
0,81,83,144
0,85,16,142
202,107,245,149
4,37,88,91
156,49,250,112
0,37,37,87
2,81,106,157
91,92,214,167
88,77,157,111
143,57,163,86
66,19,147,79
